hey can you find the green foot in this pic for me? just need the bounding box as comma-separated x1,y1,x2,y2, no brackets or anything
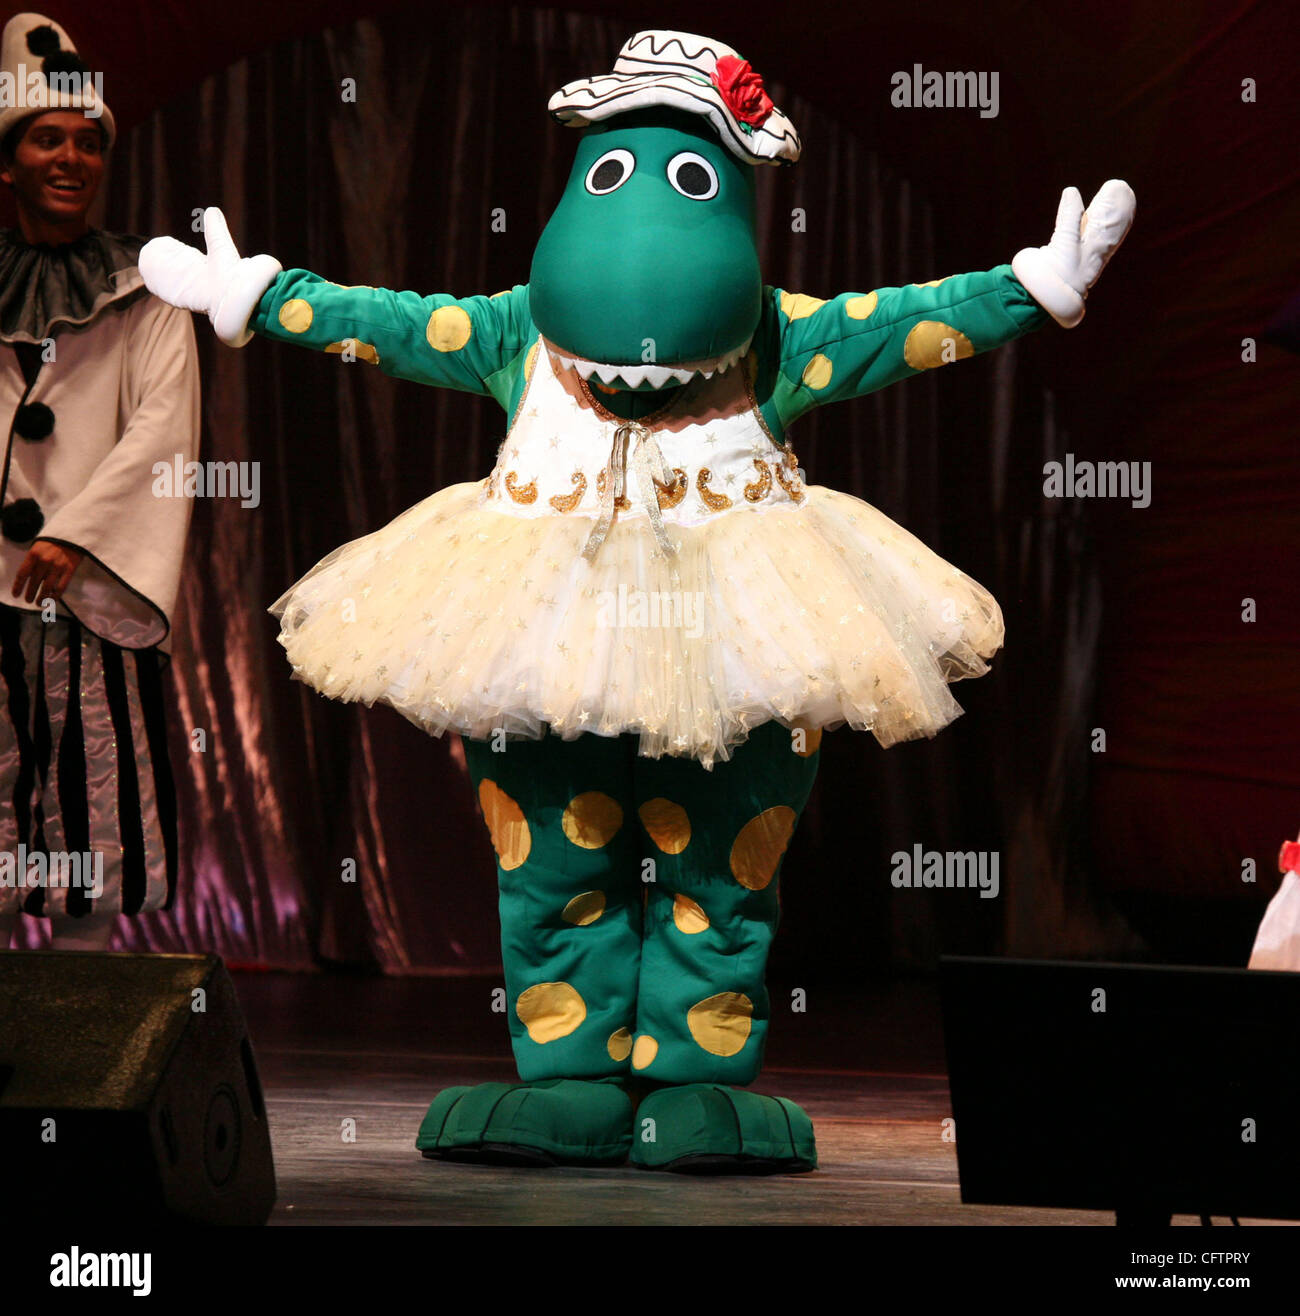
416,1078,633,1167
629,1084,817,1175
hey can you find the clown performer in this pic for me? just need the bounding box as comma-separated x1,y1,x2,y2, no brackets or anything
141,31,1134,1172
0,14,199,952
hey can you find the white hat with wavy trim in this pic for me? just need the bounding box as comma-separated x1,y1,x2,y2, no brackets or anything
548,30,800,166
0,13,115,150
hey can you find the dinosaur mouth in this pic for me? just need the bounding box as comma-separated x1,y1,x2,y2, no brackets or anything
545,337,752,390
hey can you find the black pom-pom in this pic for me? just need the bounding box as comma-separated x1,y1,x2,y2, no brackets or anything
13,402,54,441
42,50,90,81
25,25,62,58
2,499,45,544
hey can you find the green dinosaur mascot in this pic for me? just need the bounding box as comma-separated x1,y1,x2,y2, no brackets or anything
140,30,1135,1173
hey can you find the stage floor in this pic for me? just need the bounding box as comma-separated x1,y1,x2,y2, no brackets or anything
232,972,1293,1226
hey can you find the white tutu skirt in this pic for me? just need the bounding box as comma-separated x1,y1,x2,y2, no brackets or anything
268,482,1004,766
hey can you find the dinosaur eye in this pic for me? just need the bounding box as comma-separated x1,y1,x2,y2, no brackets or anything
585,149,635,195
666,152,718,200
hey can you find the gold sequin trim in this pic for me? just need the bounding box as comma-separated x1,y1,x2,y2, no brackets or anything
505,471,538,504
504,336,543,438
742,348,783,451
548,471,587,513
774,447,806,504
596,467,632,511
743,458,773,502
697,468,732,511
655,468,688,509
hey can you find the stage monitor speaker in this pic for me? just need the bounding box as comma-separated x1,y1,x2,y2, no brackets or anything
0,951,275,1225
939,956,1300,1225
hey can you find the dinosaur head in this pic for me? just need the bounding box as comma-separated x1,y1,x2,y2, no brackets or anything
529,108,760,390
528,30,800,392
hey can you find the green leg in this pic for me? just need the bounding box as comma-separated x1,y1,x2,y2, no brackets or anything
418,730,642,1165
627,720,822,1172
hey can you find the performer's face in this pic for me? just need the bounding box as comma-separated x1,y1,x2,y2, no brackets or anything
0,110,105,233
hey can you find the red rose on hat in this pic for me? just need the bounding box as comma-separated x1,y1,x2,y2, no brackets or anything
711,55,774,128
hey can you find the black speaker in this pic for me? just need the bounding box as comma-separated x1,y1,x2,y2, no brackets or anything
0,951,275,1225
940,956,1300,1223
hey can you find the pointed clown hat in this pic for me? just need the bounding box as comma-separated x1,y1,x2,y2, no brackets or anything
548,29,800,166
0,13,115,150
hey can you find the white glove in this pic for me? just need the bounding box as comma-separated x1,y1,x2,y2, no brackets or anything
139,207,282,348
1012,180,1136,328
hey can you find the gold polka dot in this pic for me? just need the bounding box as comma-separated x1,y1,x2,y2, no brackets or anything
903,321,974,370
490,289,511,299
478,779,531,870
672,894,710,934
516,982,586,1043
687,992,754,1056
638,798,691,854
562,792,624,849
915,277,948,287
524,340,539,380
324,338,380,364
631,1035,659,1070
801,353,833,390
562,890,606,926
277,299,313,333
426,305,472,352
730,806,797,890
793,726,823,757
780,291,827,321
607,1027,633,1062
845,291,879,320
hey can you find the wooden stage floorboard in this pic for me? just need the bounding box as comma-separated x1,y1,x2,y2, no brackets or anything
231,973,1294,1227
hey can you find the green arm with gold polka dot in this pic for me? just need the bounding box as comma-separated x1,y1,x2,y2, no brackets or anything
249,271,536,411
769,266,1049,429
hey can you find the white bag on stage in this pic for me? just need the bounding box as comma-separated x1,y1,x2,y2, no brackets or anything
1247,839,1300,971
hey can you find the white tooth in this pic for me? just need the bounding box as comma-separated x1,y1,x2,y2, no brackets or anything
594,362,622,384
574,359,597,379
702,368,716,379
618,364,647,387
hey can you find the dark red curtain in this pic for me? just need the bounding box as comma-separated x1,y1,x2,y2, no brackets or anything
9,1,1295,973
